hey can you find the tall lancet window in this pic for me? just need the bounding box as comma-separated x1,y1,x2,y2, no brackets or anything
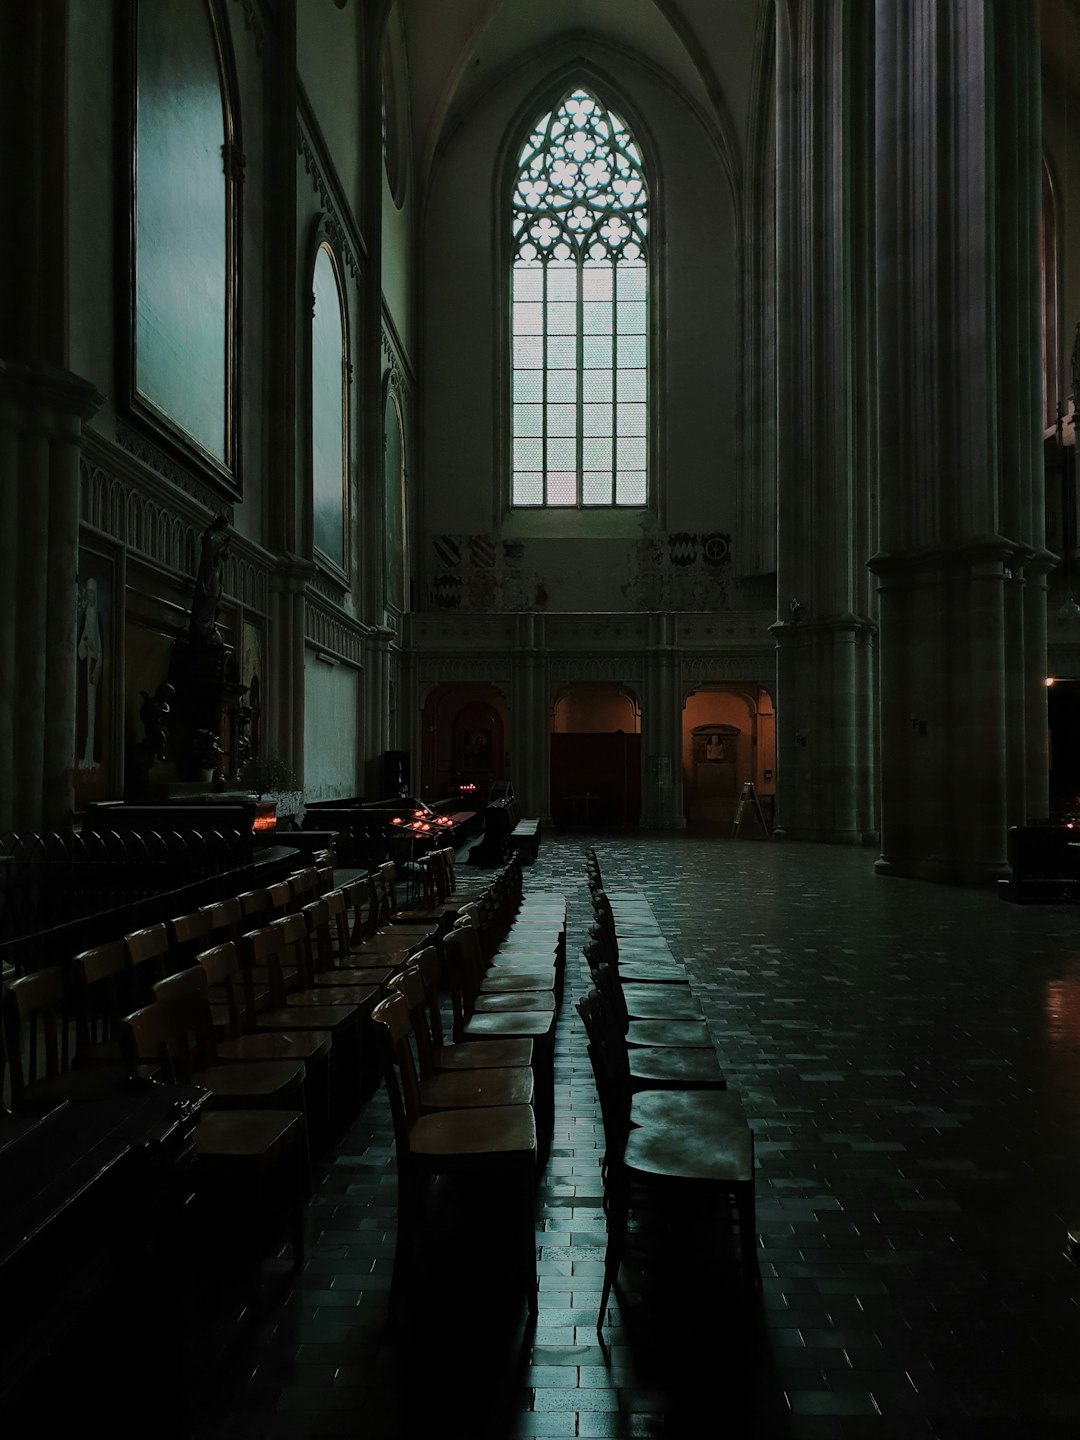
511,88,649,507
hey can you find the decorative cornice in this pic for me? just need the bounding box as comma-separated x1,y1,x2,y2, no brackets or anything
114,421,234,517
296,98,366,283
79,437,270,614
304,596,366,668
381,311,414,397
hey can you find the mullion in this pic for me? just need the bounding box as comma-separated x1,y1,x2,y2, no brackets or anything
576,259,583,506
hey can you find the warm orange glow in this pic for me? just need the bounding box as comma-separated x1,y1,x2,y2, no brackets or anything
1046,676,1056,687
252,814,276,833
391,816,403,825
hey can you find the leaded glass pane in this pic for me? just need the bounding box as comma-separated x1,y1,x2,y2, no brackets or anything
583,334,612,369
514,403,543,437
547,370,576,403
617,404,646,436
616,301,646,335
616,471,647,505
547,335,576,368
582,403,609,437
547,264,577,301
514,473,544,505
616,334,646,367
514,370,542,403
547,301,576,335
514,438,542,468
616,370,645,402
582,369,613,404
513,335,543,368
515,302,543,335
583,302,612,335
583,437,612,469
510,88,649,507
582,472,612,505
548,403,576,437
548,437,575,470
546,471,576,504
616,436,647,469
514,265,543,302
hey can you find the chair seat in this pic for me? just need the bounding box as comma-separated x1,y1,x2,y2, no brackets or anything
627,1046,727,1089
195,1108,305,1165
408,1103,536,1159
625,1018,713,1049
284,985,379,1010
420,1065,534,1110
433,1038,534,1070
218,1031,331,1064
480,969,557,994
199,1059,306,1104
464,1011,554,1040
619,985,703,1020
254,1004,359,1031
630,1088,744,1129
623,1117,753,1184
473,991,556,1015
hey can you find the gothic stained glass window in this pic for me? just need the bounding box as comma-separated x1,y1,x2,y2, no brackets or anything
511,89,649,508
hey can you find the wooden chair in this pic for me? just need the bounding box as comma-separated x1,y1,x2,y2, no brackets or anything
448,916,556,1015
576,986,727,1098
386,964,534,1111
117,1004,309,1291
370,990,538,1325
577,991,758,1328
303,893,398,988
3,966,128,1111
442,927,555,1158
409,947,534,1075
71,938,136,1066
133,985,308,1113
123,922,173,1002
593,961,715,1051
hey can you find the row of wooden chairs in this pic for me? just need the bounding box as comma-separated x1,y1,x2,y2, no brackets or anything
367,869,568,1323
579,848,759,1331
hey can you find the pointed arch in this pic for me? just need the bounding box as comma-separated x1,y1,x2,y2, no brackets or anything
508,85,650,509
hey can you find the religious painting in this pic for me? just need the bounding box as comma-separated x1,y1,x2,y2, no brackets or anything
240,620,263,761
463,728,492,771
74,546,119,805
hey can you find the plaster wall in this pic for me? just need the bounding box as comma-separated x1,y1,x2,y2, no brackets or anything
303,652,361,800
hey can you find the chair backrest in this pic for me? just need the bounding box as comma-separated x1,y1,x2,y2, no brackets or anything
576,987,631,1155
200,895,244,945
301,896,335,976
72,938,131,1054
324,888,353,962
167,909,214,970
195,941,245,1037
152,967,220,1067
123,923,171,1001
388,962,439,1078
370,990,423,1151
118,1000,180,1083
242,923,290,1011
590,960,631,1034
288,868,319,911
441,927,480,1043
3,965,69,1104
272,911,315,988
412,947,448,1051
315,861,335,895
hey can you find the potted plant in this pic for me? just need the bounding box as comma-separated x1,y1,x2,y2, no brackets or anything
239,752,305,828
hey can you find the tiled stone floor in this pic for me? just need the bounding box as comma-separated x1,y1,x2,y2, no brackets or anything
180,833,1080,1439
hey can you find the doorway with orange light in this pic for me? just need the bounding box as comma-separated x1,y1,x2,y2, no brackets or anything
550,683,641,829
681,684,776,829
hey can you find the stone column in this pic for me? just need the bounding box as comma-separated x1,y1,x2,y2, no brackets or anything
772,0,878,844
0,364,102,833
871,0,1044,882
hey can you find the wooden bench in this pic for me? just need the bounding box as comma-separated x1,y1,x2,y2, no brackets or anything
507,817,541,864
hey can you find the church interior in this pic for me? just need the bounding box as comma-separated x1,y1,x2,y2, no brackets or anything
4,0,1080,1435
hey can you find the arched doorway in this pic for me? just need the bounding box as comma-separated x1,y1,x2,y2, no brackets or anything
420,684,508,804
550,684,641,828
682,685,775,827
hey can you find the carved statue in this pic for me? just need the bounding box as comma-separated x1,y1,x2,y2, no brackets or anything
139,682,175,763
189,515,230,645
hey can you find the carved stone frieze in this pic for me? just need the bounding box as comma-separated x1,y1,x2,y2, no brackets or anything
547,656,645,685
304,597,365,667
678,652,776,684
415,659,513,689
115,422,234,517
81,435,269,613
